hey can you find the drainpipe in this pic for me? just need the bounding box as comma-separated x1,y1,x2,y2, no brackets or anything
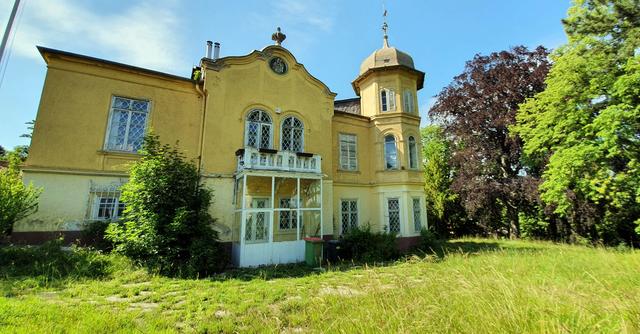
195,71,207,177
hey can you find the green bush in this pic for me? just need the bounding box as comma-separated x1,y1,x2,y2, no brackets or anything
418,228,440,251
341,226,399,263
79,220,113,252
106,135,227,277
0,151,42,236
0,238,110,281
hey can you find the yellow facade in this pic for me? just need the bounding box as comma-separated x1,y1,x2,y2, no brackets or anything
18,32,427,263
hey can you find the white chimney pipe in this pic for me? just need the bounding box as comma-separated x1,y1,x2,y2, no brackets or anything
206,40,213,59
213,42,220,60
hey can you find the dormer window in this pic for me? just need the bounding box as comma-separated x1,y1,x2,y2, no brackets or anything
380,88,395,112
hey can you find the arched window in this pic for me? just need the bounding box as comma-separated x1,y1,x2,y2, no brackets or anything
403,89,415,113
281,116,304,152
380,88,395,112
245,110,272,149
408,136,418,169
384,135,398,169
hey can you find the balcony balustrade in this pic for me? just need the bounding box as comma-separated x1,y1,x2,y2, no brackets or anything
236,147,321,173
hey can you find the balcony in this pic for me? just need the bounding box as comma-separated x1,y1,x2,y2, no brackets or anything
236,147,321,174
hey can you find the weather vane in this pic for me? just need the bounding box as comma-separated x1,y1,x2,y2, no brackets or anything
382,2,389,47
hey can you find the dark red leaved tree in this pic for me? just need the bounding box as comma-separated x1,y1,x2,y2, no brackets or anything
429,46,550,238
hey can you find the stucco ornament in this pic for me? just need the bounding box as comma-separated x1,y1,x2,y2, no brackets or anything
269,57,287,74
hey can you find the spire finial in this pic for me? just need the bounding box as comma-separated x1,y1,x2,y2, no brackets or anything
382,4,389,48
271,27,286,46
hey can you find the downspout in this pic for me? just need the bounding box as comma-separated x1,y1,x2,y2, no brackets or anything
195,71,207,177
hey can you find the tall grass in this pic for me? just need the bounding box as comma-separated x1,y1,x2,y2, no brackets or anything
1,238,639,333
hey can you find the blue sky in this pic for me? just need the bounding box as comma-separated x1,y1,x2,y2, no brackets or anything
0,0,571,150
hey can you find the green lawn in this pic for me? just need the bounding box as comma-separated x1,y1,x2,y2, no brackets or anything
1,239,639,333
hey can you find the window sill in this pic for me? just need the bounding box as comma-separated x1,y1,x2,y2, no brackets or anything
98,149,140,158
337,169,360,174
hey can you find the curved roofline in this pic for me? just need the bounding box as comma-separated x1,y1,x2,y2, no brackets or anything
351,65,425,96
201,45,336,97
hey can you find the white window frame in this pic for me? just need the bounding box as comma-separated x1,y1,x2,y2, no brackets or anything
412,197,422,232
380,88,396,112
340,199,358,234
403,89,415,113
90,194,125,221
339,133,357,171
104,96,151,153
280,116,304,152
245,197,270,243
278,197,298,230
408,136,418,169
384,134,398,170
387,197,401,234
244,109,273,149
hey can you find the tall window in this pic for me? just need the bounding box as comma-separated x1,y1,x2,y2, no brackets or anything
105,96,150,152
245,110,272,149
387,198,400,234
380,88,395,112
279,198,298,230
281,116,304,152
339,134,357,171
403,89,415,113
246,198,268,243
412,198,422,232
408,136,418,169
384,135,398,169
340,199,358,234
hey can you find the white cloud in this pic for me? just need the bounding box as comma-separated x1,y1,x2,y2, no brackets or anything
273,0,334,32
10,0,187,73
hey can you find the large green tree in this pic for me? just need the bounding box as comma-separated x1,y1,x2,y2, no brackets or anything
421,125,469,237
515,0,640,245
106,135,226,276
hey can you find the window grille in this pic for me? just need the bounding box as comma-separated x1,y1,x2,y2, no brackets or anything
279,198,298,229
340,199,358,234
413,198,422,232
387,198,400,234
88,181,125,220
403,89,415,113
339,134,357,170
281,116,304,152
246,199,268,243
245,110,272,149
408,136,418,169
384,135,398,169
105,96,150,152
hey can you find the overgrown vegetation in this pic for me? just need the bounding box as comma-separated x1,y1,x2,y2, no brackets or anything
1,239,638,333
426,0,639,246
106,134,226,277
0,151,41,237
340,226,399,262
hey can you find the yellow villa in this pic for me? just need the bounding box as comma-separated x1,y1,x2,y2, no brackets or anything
15,28,427,267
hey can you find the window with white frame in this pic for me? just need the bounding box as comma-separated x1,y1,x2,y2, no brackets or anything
380,88,395,112
281,116,304,152
245,110,273,149
403,89,415,113
105,96,150,152
340,199,358,234
88,182,125,220
387,198,400,234
279,198,298,229
339,134,357,171
408,136,418,169
384,135,398,169
412,198,422,232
